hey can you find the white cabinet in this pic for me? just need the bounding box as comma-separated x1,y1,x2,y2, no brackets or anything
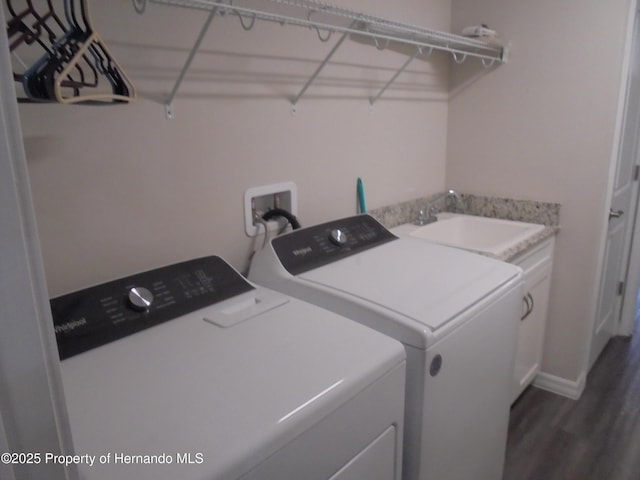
510,237,555,402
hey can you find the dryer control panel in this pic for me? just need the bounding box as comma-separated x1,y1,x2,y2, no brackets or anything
272,214,397,275
50,256,253,359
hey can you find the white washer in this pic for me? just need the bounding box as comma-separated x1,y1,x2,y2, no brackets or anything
51,256,406,480
249,215,524,480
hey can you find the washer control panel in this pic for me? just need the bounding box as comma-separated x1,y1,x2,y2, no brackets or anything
272,214,397,275
50,256,254,360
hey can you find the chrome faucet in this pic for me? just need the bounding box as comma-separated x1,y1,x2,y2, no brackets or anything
415,189,461,225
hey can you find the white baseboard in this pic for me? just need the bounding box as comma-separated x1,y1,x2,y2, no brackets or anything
532,371,586,400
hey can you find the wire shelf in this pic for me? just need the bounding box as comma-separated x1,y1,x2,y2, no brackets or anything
133,0,507,115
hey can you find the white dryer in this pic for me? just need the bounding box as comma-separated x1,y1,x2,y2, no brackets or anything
51,255,406,480
249,215,523,480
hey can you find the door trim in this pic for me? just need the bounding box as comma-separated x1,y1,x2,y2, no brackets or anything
617,4,640,337
0,8,76,480
586,0,639,369
620,173,640,335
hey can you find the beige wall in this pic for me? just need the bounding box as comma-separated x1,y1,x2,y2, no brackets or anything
16,0,635,388
20,0,451,296
448,0,634,382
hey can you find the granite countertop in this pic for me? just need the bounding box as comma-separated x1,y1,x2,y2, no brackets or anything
370,192,560,263
491,226,558,262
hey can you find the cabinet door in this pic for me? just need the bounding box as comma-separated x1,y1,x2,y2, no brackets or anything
512,258,553,401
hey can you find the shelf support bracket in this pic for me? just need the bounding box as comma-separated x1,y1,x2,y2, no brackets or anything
369,47,421,107
291,23,354,112
165,6,218,119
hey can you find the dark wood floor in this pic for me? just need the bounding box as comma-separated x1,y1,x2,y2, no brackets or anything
503,318,640,480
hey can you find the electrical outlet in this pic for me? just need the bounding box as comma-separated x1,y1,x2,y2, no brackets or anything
244,182,298,237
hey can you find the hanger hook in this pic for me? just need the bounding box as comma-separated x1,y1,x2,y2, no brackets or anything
372,36,390,50
315,27,333,42
481,58,496,68
306,10,333,42
133,0,147,14
238,13,256,31
362,25,389,51
452,52,467,64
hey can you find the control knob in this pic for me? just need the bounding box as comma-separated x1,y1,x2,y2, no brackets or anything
127,286,154,311
329,228,347,246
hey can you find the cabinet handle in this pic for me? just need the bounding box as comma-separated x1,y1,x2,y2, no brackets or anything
521,295,529,321
521,292,534,321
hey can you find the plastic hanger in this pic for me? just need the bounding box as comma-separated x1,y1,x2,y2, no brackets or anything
7,0,135,103
9,0,90,100
56,0,135,102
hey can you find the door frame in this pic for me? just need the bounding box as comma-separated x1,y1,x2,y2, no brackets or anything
0,7,76,480
587,0,639,368
620,171,640,335
618,5,640,338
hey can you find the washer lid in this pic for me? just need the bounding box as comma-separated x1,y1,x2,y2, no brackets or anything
298,237,521,336
61,290,405,480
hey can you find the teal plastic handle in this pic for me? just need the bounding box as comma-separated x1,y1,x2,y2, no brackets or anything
357,177,366,214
